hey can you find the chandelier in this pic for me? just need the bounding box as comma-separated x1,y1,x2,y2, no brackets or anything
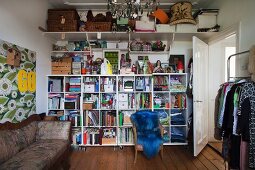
107,0,159,18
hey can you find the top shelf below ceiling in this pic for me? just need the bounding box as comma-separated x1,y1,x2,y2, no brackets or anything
42,31,218,42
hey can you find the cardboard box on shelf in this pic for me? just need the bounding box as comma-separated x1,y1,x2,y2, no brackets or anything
197,15,217,28
84,84,95,92
83,102,93,110
118,101,128,109
176,24,197,32
156,24,176,32
102,137,116,144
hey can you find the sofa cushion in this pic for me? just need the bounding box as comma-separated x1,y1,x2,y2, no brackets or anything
0,139,69,170
21,121,37,145
0,129,26,164
36,121,71,141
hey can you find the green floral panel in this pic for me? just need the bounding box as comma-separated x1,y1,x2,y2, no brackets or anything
0,40,36,123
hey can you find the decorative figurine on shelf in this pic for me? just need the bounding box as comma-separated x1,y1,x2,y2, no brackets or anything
131,64,137,73
87,10,94,22
147,61,154,74
153,60,164,73
112,23,117,32
120,54,126,67
177,60,184,73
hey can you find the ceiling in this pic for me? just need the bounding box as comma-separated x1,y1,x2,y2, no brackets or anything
48,0,213,11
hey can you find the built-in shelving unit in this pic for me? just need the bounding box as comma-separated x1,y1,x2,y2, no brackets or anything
45,30,217,147
43,31,217,42
47,73,187,146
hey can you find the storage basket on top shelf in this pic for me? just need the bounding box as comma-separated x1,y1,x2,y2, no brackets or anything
85,22,112,32
47,9,80,32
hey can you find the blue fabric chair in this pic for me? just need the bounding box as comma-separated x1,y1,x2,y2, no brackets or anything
130,110,163,163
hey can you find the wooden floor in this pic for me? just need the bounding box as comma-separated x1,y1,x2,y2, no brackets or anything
69,145,225,170
208,142,222,154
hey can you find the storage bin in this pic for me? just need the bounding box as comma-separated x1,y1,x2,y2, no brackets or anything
176,24,197,33
84,84,95,92
85,22,112,32
48,9,79,20
83,102,93,110
197,15,217,28
47,20,78,32
118,93,128,101
104,85,114,92
72,62,81,69
119,101,129,109
47,9,79,32
156,24,176,32
72,68,81,75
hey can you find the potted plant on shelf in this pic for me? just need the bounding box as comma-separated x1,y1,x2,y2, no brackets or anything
152,40,166,51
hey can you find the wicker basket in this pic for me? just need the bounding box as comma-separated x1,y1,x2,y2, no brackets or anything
48,9,79,20
47,20,78,32
85,22,112,32
130,41,142,51
142,43,152,51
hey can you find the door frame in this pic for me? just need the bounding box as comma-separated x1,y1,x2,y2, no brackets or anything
207,23,240,142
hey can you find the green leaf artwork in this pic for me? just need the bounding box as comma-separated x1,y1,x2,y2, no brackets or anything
0,55,7,64
0,96,9,105
4,72,17,82
23,61,35,70
21,50,29,61
3,109,16,120
2,43,9,50
0,39,36,123
24,94,34,102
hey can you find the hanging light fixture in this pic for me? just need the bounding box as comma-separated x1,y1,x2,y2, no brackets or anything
107,0,159,18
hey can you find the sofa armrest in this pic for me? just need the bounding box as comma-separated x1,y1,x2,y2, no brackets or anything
36,121,71,141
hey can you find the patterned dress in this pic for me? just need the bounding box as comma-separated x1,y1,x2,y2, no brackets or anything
238,82,255,168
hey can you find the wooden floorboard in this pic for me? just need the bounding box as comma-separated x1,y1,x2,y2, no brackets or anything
69,146,225,170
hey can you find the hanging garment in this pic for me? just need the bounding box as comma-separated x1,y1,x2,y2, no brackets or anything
229,135,241,169
233,86,242,135
222,84,238,137
214,87,223,140
238,82,255,168
240,140,249,170
218,83,233,128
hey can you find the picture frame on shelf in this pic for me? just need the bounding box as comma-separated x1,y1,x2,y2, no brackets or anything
103,50,120,74
169,55,185,72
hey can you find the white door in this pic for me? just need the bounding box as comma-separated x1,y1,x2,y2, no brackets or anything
193,36,209,156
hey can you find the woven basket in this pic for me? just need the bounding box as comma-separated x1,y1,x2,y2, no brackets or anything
85,22,112,32
130,41,142,51
47,20,78,32
142,43,152,51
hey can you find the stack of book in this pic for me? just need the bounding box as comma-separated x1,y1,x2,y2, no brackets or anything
101,111,116,126
48,78,63,92
48,93,64,109
65,94,80,109
69,77,81,92
119,128,133,144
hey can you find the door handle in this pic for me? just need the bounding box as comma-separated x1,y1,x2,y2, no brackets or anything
194,100,203,102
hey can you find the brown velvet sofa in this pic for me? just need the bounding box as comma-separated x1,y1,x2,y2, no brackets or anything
0,114,71,170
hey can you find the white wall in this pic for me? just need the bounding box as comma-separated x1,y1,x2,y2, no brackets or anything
208,0,255,76
0,0,52,114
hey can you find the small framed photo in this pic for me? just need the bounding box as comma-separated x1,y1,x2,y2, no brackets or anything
169,55,185,72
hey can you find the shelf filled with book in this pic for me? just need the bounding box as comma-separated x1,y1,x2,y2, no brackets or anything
152,73,187,145
47,73,188,147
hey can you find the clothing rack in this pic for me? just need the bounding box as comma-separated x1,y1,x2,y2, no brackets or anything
227,50,250,81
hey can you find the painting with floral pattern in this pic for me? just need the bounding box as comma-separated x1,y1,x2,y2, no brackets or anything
0,39,36,123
